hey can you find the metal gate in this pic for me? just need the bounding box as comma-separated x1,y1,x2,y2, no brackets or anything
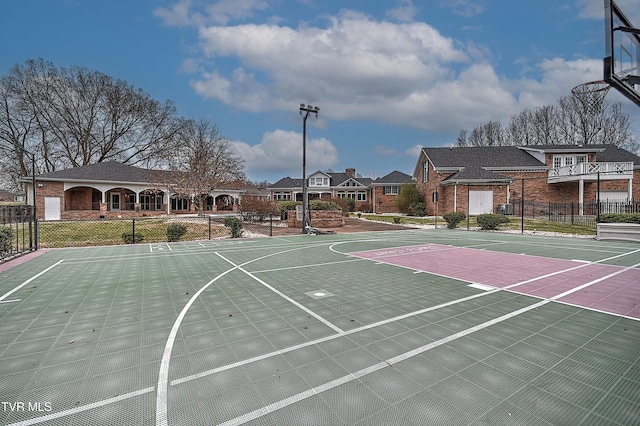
0,205,37,261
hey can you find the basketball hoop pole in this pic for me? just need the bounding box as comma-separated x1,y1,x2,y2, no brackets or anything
299,104,320,234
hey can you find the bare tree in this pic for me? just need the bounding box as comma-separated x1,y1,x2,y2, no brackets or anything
162,119,246,215
455,129,468,147
459,90,636,151
0,58,183,185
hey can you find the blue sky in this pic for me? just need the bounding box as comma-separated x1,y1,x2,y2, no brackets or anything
3,0,639,183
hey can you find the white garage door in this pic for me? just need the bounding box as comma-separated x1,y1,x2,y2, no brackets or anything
44,197,61,220
469,190,493,215
599,191,628,202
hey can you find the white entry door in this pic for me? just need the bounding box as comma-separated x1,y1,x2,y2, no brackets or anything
44,197,61,220
469,190,493,215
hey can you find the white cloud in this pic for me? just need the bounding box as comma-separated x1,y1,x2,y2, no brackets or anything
386,0,419,22
405,145,423,158
154,0,269,27
153,0,196,27
231,129,339,175
175,4,610,134
375,145,396,156
438,0,485,18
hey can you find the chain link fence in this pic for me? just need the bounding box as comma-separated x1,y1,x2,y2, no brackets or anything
38,215,278,249
1,205,37,261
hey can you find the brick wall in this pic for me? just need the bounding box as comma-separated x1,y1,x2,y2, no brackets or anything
288,210,344,228
373,187,400,214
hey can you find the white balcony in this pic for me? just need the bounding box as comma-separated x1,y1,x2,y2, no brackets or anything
548,162,634,183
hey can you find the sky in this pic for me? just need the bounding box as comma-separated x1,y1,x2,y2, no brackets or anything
2,0,640,183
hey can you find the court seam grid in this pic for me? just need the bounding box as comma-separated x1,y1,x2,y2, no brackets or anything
3,237,639,425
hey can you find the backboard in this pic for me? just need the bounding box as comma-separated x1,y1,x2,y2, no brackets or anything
604,0,640,107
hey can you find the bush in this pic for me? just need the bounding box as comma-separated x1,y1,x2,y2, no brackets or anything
476,213,510,230
309,200,341,210
167,223,188,242
224,217,244,238
409,202,427,217
393,217,403,224
0,226,13,254
598,213,640,224
396,183,425,215
443,211,466,229
122,232,144,244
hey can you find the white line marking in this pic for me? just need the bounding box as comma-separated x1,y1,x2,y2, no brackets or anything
0,299,21,304
6,386,154,426
549,261,640,301
216,253,344,334
0,260,64,302
217,299,549,426
172,288,500,386
155,257,239,426
468,283,495,291
156,242,344,426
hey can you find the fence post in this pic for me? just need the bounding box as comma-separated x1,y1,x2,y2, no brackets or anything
571,203,574,225
269,214,273,237
132,218,136,244
208,216,211,240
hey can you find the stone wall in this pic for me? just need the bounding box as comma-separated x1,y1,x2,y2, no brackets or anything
288,209,344,228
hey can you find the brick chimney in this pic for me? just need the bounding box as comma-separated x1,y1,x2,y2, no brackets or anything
345,168,356,179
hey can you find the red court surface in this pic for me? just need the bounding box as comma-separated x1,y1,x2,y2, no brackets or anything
350,243,640,319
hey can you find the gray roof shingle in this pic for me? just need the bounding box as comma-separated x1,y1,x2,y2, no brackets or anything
35,161,167,183
423,146,545,169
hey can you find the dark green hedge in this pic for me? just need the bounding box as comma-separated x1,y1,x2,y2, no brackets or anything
598,213,640,224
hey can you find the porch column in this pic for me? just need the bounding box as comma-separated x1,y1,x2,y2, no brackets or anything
453,184,458,211
578,178,584,216
166,191,171,215
629,178,633,201
506,184,510,203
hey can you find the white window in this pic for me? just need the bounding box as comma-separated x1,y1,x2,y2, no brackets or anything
273,192,291,200
310,177,328,186
357,191,366,201
384,186,399,195
171,197,189,210
423,161,429,183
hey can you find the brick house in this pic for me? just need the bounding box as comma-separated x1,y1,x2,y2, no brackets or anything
370,170,414,214
268,169,413,214
23,161,259,220
414,144,640,216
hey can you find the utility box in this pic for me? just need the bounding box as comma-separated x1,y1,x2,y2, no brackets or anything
499,203,513,215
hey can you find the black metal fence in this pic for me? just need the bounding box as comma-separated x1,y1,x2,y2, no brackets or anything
37,215,278,248
510,199,640,227
0,205,37,261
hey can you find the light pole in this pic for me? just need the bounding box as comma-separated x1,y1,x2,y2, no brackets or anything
299,104,319,233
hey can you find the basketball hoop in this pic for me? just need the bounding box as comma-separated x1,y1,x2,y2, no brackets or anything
571,80,611,114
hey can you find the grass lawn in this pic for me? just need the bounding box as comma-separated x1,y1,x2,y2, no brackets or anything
355,213,597,236
38,218,229,248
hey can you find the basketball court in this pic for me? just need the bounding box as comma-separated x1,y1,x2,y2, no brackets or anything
1,228,639,425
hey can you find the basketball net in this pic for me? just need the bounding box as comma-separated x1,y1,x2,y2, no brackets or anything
571,80,611,115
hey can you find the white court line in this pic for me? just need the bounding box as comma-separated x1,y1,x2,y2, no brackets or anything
6,387,154,426
172,288,501,386
216,253,344,334
155,242,345,426
0,260,64,302
217,259,640,426
0,299,21,304
217,299,550,426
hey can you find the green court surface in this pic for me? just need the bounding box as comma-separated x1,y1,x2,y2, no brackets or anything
1,229,639,425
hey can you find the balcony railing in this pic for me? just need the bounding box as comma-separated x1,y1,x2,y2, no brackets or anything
548,162,634,182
